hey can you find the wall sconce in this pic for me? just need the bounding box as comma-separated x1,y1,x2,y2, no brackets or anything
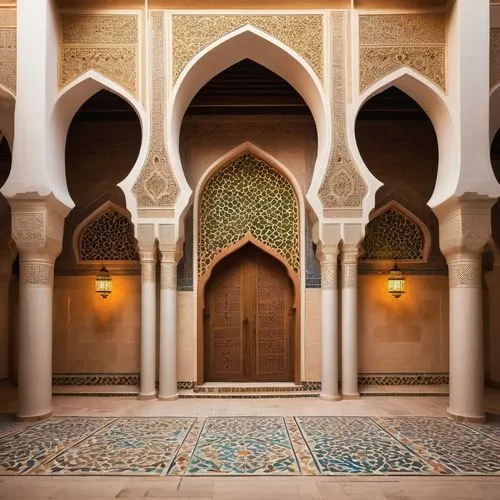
95,266,112,298
387,262,405,298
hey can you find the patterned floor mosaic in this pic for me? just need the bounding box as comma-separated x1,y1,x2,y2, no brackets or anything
0,416,498,476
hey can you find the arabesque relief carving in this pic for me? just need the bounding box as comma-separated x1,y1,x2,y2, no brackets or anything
133,11,180,217
491,28,500,89
198,152,299,277
60,14,138,94
319,12,367,215
172,14,323,82
359,14,446,93
0,10,16,95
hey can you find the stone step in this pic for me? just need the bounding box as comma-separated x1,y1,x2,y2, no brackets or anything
179,389,320,398
193,382,318,394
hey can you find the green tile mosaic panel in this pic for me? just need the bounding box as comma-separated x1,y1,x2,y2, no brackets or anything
198,153,299,276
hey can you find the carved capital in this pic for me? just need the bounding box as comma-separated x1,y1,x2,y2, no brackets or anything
19,257,55,288
342,262,357,289
434,195,496,257
9,195,69,258
160,261,177,290
141,261,156,283
321,261,338,290
447,255,482,289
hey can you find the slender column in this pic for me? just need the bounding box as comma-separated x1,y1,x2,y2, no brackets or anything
341,247,359,398
446,254,485,421
10,198,67,420
158,250,178,400
137,228,157,399
319,248,340,401
435,196,496,422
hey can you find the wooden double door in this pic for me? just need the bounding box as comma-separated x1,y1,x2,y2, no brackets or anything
204,245,295,382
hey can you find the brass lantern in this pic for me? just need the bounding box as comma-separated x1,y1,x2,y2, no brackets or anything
387,262,405,298
95,266,112,298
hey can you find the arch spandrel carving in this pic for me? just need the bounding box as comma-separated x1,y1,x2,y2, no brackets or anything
172,14,324,82
0,23,16,96
198,152,300,278
358,13,447,94
491,28,500,89
59,13,139,96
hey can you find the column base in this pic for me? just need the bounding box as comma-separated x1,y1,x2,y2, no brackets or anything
447,408,485,423
342,393,360,400
319,393,341,401
138,392,157,401
17,410,52,422
158,393,179,401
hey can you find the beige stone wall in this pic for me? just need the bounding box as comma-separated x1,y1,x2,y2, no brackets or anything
304,289,321,381
177,291,195,381
52,275,141,373
358,274,449,373
180,115,317,193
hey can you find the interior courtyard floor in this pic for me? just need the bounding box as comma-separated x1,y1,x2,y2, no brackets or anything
0,388,499,499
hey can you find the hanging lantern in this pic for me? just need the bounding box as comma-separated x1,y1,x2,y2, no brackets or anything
387,262,405,298
95,266,112,298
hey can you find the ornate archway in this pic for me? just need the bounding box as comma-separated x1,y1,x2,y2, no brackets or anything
195,146,302,384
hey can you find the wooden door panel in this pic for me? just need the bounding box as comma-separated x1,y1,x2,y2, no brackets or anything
206,261,244,381
205,245,294,382
253,252,293,381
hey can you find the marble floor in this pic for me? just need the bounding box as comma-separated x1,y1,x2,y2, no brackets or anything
0,389,499,499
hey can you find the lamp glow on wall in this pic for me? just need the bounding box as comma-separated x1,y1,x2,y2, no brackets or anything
387,262,405,298
95,266,112,298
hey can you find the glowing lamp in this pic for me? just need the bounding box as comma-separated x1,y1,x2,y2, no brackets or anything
95,266,112,298
387,262,405,298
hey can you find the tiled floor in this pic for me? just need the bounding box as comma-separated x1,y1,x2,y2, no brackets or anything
0,388,499,498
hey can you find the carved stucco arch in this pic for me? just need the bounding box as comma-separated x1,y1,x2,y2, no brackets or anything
194,142,304,384
169,25,329,226
72,200,138,266
50,70,148,212
361,200,432,264
350,67,456,211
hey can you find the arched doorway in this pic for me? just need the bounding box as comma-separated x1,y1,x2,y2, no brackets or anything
204,244,295,382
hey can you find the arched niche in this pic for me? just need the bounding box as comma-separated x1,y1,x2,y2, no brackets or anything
72,200,138,267
194,143,304,385
360,201,431,266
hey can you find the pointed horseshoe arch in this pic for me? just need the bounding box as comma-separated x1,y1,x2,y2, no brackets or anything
169,25,329,221
51,70,149,212
351,68,456,210
194,142,304,385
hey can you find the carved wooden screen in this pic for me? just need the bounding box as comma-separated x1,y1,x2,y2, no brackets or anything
205,245,294,382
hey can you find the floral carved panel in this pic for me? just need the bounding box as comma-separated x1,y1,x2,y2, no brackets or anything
491,28,500,89
359,14,447,93
172,14,323,82
60,13,138,95
0,10,16,95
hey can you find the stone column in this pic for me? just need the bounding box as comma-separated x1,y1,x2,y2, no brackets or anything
435,195,496,422
10,197,67,420
137,224,157,400
158,224,179,400
341,246,360,398
318,245,340,401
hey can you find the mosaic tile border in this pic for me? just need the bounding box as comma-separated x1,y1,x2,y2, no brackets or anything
52,375,195,391
1,416,499,476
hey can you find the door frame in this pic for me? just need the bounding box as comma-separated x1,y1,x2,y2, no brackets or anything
196,235,301,385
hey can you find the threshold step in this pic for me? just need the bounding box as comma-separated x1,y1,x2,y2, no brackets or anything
193,382,313,394
52,385,139,397
179,389,319,399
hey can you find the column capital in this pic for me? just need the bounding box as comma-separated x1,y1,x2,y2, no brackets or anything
136,223,156,259
433,194,496,257
9,194,69,258
340,245,360,264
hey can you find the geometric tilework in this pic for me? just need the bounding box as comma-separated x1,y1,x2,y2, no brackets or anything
1,416,499,476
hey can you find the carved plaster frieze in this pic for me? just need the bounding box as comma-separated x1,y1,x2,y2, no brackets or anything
491,28,500,89
59,13,138,94
0,26,16,95
321,261,337,290
0,9,16,27
172,14,323,82
358,13,447,93
160,261,177,290
448,260,482,289
141,261,156,283
21,261,53,288
132,12,180,216
319,12,367,214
